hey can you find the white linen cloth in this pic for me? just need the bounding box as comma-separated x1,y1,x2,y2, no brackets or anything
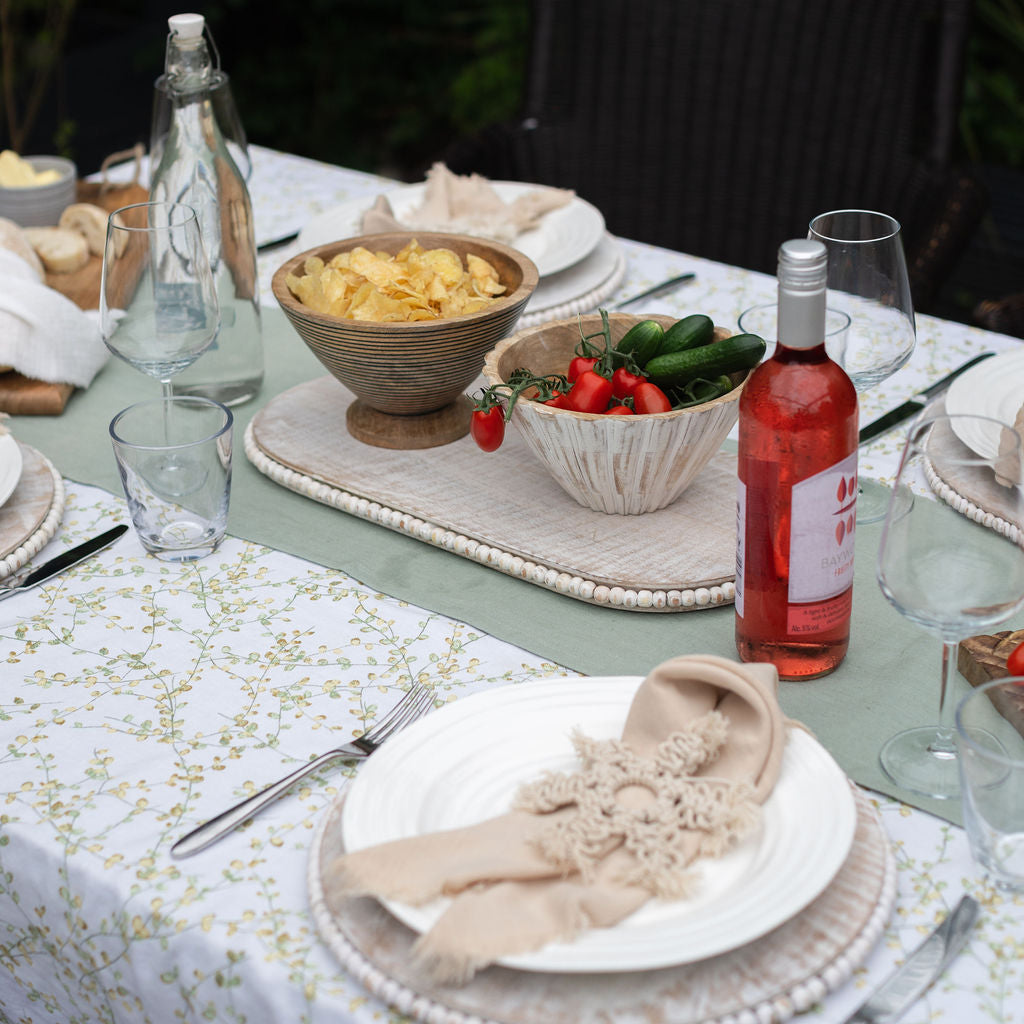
0,249,108,387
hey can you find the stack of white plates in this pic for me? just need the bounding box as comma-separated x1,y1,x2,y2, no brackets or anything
297,180,624,326
944,348,1024,458
0,433,23,509
328,676,857,974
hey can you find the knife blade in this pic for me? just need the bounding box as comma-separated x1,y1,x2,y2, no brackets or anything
612,272,696,310
858,352,996,446
842,895,979,1023
257,230,299,253
0,523,128,602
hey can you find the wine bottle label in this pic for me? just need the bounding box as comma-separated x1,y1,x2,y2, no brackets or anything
788,450,858,605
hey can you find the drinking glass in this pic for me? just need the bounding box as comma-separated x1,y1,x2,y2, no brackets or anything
809,210,917,523
110,396,232,562
876,412,1024,799
737,303,851,362
100,200,220,401
956,678,1024,890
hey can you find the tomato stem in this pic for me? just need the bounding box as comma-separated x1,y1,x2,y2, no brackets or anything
473,368,569,421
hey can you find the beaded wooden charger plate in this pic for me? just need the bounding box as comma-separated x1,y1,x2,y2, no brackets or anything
0,443,65,579
925,411,1022,540
246,376,738,612
307,785,894,1024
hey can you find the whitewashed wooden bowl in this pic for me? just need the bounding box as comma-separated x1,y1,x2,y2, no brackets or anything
482,313,750,515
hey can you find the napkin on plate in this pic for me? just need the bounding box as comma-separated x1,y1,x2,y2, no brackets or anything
326,654,790,984
995,403,1024,487
0,249,108,396
360,161,574,245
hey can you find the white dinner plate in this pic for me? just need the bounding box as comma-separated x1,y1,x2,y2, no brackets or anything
340,676,857,973
297,181,606,278
944,348,1024,458
0,433,23,509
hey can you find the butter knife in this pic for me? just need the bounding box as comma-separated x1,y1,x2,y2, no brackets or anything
0,524,128,602
842,895,979,1023
612,272,696,310
858,352,995,445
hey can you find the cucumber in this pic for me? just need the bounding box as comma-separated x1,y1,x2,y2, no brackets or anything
615,319,664,368
645,333,766,387
658,313,715,355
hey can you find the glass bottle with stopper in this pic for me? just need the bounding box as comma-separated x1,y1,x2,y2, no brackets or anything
150,12,263,406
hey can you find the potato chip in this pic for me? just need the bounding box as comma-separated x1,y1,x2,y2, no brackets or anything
285,238,506,323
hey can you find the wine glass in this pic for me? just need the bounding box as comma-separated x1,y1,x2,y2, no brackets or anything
808,210,917,523
876,411,1024,800
100,200,220,401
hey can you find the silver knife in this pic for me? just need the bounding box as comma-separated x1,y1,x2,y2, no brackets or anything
859,352,996,445
842,895,979,1023
612,272,696,310
0,524,128,602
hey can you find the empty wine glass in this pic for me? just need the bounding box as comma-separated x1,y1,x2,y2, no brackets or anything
100,200,220,401
809,210,917,523
876,412,1024,799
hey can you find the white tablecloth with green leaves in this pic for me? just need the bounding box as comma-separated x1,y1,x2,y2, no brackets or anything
1,147,1022,1024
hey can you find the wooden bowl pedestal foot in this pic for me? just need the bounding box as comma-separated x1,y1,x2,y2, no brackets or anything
345,395,473,450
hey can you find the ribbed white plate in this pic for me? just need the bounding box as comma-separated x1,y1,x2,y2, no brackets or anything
340,676,857,973
944,348,1024,457
297,180,606,277
0,433,24,509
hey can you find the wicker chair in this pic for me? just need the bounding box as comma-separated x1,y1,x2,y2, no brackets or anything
444,0,987,314
974,292,1024,339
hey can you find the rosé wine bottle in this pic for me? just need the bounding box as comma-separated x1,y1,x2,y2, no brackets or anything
735,239,859,679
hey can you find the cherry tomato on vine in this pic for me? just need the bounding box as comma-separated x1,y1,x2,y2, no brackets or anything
566,369,614,413
568,355,599,383
611,367,646,399
1006,642,1024,676
633,381,673,414
470,406,505,451
544,392,570,408
605,404,635,415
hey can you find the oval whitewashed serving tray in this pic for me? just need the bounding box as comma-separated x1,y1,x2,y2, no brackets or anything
246,375,739,612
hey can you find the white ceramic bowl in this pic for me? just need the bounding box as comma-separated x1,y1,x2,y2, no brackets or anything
482,313,751,515
0,155,77,227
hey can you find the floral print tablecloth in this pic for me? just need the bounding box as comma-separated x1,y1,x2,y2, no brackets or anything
1,481,1022,1024
3,148,1021,1024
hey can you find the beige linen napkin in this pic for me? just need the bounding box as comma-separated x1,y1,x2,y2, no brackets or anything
326,654,789,983
361,161,574,246
995,403,1024,487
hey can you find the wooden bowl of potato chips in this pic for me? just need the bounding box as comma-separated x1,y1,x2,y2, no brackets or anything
272,232,538,449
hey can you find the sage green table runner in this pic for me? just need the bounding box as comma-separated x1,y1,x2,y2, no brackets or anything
11,307,1015,823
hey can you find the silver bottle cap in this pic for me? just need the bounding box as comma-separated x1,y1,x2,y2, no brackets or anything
777,239,827,349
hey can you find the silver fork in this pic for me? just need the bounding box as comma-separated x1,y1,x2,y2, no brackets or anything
170,683,435,858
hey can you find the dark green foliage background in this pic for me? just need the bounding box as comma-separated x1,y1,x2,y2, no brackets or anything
1,0,529,181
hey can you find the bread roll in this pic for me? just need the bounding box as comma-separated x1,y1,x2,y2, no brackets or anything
24,226,90,273
0,216,45,280
59,202,108,256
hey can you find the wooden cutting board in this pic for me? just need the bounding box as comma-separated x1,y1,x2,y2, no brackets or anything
959,628,1024,737
0,180,147,415
44,180,149,311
